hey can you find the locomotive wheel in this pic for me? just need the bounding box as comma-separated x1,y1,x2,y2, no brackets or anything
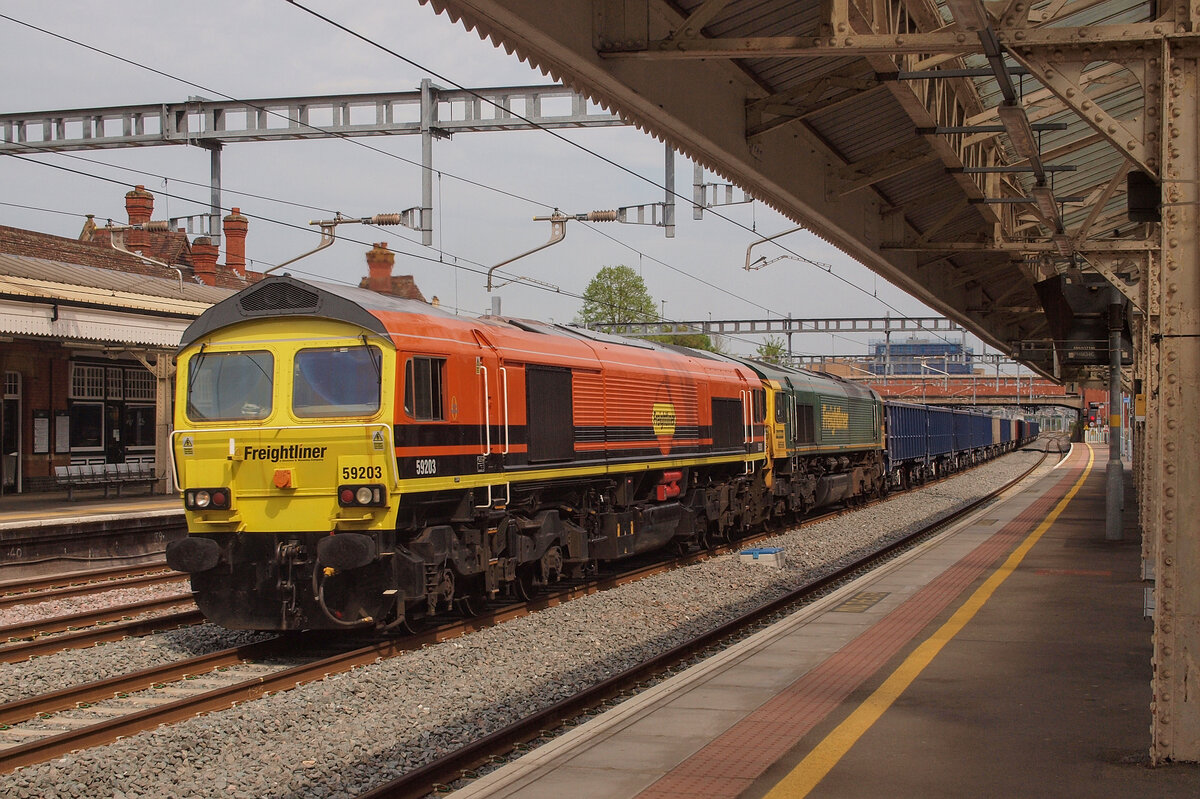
454,575,488,617
515,564,538,601
540,545,564,584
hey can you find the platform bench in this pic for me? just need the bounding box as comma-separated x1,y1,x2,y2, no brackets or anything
53,463,157,500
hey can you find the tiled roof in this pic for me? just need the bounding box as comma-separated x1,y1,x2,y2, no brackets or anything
89,226,192,270
0,224,254,289
0,225,192,283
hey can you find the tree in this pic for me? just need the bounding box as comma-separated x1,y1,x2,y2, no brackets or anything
755,335,788,365
648,328,723,353
575,265,657,332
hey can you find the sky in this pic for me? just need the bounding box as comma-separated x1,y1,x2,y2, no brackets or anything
0,0,1012,364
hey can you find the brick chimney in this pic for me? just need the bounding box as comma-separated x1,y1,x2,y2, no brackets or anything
366,242,395,293
125,185,154,252
191,236,219,286
222,207,248,276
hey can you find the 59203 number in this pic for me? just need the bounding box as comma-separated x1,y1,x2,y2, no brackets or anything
341,465,383,480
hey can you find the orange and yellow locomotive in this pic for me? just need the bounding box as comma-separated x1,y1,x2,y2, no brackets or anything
167,276,776,630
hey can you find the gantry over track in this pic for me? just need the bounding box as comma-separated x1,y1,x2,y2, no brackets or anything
419,0,1198,764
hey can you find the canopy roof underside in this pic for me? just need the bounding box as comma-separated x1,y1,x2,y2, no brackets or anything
422,0,1164,385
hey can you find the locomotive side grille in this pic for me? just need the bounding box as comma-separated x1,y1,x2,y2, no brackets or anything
239,282,320,315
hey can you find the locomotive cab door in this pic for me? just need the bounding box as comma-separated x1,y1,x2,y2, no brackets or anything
471,328,510,480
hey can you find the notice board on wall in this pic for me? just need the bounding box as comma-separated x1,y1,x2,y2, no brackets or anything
33,410,49,454
54,412,70,454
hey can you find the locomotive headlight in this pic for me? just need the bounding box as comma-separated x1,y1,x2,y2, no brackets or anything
185,488,232,511
337,484,387,508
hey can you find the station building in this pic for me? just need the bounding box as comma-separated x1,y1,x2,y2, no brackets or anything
0,186,424,496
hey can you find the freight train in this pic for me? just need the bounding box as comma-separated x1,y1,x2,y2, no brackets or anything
165,276,1038,632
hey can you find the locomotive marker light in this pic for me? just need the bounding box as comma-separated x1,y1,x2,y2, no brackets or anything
183,487,231,511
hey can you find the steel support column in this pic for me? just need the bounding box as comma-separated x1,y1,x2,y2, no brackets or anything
206,143,222,248
663,143,675,238
1106,286,1124,540
1150,39,1200,762
420,79,436,247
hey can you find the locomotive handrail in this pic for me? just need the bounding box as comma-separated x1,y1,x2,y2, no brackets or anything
739,389,755,475
478,365,491,457
168,422,400,491
500,366,510,456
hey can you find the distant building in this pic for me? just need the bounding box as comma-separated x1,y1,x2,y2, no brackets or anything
868,337,975,376
0,187,427,495
0,185,254,494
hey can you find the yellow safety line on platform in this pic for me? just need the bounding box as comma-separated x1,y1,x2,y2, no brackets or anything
765,444,1095,799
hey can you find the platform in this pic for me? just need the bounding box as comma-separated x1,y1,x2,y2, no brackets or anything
449,443,1199,798
0,491,182,580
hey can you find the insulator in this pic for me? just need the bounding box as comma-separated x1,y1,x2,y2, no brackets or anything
370,213,404,225
585,210,618,222
142,220,170,231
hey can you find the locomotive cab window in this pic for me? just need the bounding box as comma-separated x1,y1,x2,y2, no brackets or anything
186,351,274,421
404,356,445,421
293,346,382,417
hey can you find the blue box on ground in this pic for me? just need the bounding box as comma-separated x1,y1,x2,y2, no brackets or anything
739,547,785,567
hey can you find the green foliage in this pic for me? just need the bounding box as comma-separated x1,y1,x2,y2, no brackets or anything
755,334,789,365
575,265,658,332
648,331,720,352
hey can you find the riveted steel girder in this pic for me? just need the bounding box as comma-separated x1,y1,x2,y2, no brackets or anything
1150,38,1200,763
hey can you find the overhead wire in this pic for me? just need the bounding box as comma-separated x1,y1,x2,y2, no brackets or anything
0,11,551,212
0,10,812,337
0,9,796,328
5,154,807,354
282,0,960,348
0,8,945,353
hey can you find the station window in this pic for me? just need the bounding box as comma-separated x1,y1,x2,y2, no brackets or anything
123,404,156,448
404,356,445,421
293,346,382,418
70,402,104,449
106,367,123,400
70,365,105,399
125,369,156,401
186,351,274,421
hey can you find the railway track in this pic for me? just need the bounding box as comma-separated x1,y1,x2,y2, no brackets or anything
0,609,204,664
0,563,180,611
0,440,1059,777
0,593,195,643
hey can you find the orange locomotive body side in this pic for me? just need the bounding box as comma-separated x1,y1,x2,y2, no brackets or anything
371,309,764,480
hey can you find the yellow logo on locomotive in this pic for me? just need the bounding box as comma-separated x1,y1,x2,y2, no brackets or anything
821,404,850,433
652,403,677,436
